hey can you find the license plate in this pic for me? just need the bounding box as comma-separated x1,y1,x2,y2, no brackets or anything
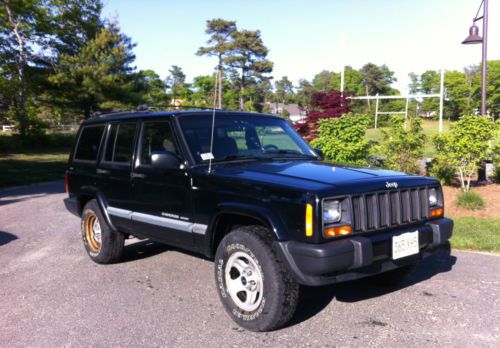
392,231,419,260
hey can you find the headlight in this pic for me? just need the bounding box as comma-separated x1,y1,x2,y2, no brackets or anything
323,200,341,223
428,188,437,206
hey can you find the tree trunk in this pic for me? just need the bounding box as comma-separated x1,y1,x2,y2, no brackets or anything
239,68,246,110
217,60,223,109
458,167,466,191
5,3,27,136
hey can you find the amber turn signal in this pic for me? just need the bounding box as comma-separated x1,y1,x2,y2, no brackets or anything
324,225,352,237
429,208,444,218
305,203,313,237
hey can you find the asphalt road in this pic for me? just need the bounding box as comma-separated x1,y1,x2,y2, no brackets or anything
1,181,499,347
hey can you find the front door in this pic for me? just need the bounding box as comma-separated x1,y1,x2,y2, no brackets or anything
130,120,193,248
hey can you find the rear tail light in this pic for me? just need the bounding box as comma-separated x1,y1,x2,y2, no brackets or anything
65,172,69,193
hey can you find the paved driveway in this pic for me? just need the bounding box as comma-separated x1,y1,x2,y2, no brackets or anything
0,181,499,347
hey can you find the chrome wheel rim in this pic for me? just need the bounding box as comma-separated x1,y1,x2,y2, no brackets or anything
225,251,263,312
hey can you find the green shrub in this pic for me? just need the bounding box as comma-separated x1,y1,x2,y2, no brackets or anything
361,113,391,129
456,191,485,210
0,132,75,153
310,113,370,165
379,115,426,173
493,144,500,183
433,115,497,192
494,166,500,184
374,114,391,128
427,160,455,185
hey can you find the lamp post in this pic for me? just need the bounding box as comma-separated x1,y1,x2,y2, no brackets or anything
462,0,488,116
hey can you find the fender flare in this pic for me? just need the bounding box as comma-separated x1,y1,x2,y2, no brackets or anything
79,186,119,233
206,202,289,255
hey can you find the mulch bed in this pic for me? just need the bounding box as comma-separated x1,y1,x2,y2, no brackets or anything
443,184,500,218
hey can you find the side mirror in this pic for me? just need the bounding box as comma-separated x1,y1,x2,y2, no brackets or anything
313,148,324,160
151,151,181,170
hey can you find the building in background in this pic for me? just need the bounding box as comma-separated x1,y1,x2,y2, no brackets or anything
267,103,306,123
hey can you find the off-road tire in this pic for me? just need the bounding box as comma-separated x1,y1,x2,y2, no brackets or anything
214,225,299,332
369,263,417,286
81,199,124,264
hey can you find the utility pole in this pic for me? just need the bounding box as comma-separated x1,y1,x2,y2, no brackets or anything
439,68,444,133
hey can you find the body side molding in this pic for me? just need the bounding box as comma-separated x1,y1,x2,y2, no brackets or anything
106,206,207,235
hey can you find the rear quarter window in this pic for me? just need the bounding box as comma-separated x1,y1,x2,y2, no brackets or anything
74,125,105,162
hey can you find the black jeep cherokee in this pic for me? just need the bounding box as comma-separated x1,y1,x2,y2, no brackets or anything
64,110,453,331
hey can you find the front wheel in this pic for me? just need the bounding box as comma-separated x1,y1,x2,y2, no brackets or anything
214,226,299,332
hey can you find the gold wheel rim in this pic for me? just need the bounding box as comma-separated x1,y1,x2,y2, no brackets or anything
85,213,101,253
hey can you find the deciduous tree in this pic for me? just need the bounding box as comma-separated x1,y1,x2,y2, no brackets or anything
294,90,350,141
135,69,167,106
379,115,426,174
310,113,370,164
0,0,51,135
433,115,497,191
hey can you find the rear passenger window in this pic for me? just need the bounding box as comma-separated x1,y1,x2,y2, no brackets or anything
104,123,137,163
74,125,105,161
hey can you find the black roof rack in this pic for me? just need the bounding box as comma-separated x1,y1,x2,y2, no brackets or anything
90,104,221,118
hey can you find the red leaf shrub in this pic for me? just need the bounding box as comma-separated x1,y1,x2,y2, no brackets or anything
295,91,350,140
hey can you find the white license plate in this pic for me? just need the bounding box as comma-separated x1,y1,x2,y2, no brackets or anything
392,231,419,260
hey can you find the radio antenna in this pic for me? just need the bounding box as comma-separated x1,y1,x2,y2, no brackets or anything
207,72,219,174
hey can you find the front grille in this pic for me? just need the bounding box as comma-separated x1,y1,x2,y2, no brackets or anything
351,187,430,232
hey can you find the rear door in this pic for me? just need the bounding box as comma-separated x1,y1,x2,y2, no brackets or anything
129,119,194,248
96,122,138,232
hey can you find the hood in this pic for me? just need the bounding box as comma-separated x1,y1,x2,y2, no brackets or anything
209,160,435,192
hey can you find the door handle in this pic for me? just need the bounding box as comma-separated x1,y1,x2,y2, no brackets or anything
131,172,146,179
96,169,110,175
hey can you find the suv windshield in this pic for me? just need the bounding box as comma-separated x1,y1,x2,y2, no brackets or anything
178,114,316,163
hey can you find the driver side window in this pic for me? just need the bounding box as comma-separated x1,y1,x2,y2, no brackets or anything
140,121,179,165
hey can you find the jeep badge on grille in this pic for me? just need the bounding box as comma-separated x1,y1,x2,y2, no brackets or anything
386,181,398,189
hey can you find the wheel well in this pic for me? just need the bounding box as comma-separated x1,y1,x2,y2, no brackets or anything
78,194,94,216
211,214,270,254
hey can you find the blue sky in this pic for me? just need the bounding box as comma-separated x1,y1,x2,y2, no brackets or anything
103,0,499,93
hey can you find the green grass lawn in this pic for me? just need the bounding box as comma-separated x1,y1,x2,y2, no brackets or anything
0,151,69,187
449,216,500,253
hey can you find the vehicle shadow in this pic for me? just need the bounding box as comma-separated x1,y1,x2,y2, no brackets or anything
120,239,209,263
121,239,170,262
0,231,18,246
287,246,456,328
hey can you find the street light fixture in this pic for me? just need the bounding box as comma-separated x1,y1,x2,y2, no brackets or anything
462,0,488,116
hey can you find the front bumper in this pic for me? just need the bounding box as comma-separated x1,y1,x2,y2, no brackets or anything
276,218,453,286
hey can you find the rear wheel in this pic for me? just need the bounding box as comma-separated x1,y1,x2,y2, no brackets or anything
81,199,124,264
214,225,299,332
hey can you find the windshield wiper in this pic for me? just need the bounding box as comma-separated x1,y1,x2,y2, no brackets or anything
212,154,268,163
262,149,316,159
